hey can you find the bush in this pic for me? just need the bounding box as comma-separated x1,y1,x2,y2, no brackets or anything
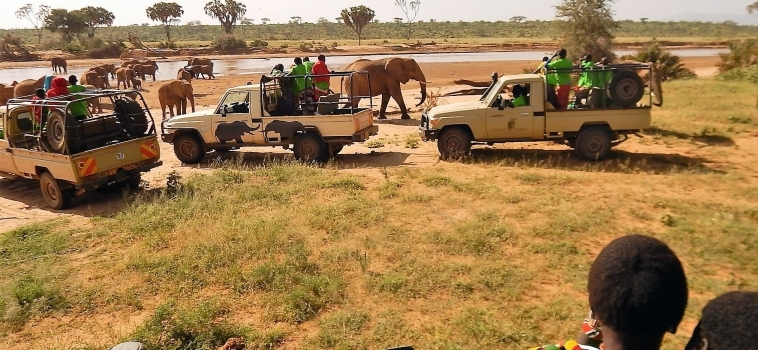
250,39,268,48
212,35,247,50
298,42,313,52
717,64,758,84
718,39,758,73
620,42,695,80
62,41,84,53
0,34,34,61
88,40,126,59
157,41,177,49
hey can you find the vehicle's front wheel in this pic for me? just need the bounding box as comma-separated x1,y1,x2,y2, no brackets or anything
294,133,328,162
575,127,612,161
174,134,206,164
39,172,72,210
437,127,472,159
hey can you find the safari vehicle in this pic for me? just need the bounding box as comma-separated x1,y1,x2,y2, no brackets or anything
419,62,663,160
161,71,379,163
0,90,162,209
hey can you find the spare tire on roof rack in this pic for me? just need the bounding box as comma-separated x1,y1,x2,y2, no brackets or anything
114,96,148,136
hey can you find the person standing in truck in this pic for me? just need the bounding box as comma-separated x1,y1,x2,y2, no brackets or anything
312,54,332,100
303,57,315,73
547,48,573,109
67,75,90,120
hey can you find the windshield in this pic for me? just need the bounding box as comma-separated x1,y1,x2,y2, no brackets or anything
482,79,506,105
217,91,250,113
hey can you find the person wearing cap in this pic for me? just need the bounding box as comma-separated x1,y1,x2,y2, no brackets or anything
311,54,332,100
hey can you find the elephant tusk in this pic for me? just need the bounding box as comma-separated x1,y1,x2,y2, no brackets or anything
418,81,430,84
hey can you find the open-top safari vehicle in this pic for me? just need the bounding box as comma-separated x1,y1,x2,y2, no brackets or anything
420,61,663,161
161,70,379,163
0,89,162,209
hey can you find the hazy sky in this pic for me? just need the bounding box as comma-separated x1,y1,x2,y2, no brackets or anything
0,0,751,29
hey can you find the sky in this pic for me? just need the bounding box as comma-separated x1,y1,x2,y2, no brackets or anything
1,0,753,29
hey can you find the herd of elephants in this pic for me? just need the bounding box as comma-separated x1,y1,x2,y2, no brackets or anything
0,55,431,121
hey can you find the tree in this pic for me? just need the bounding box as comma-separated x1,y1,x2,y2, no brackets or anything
290,16,302,24
393,17,403,24
79,6,115,38
340,6,375,46
44,9,87,42
186,20,202,26
204,0,246,34
554,0,618,61
640,17,648,24
260,17,269,24
241,17,253,25
15,4,51,44
510,15,526,23
317,17,330,24
394,0,420,40
748,2,758,18
146,2,183,44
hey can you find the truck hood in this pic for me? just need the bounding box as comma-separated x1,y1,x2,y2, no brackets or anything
166,109,215,123
427,101,485,117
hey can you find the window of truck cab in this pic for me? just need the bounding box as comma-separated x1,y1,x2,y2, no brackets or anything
489,81,532,108
216,91,251,114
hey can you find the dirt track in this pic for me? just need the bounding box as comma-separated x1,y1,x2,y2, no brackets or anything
0,56,728,232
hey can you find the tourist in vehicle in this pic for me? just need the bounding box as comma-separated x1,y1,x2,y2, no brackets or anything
303,56,315,73
289,57,308,96
29,88,47,127
546,48,573,109
511,84,528,107
312,54,332,100
533,234,689,350
683,291,758,350
537,56,549,75
67,75,90,120
270,63,285,76
573,54,597,108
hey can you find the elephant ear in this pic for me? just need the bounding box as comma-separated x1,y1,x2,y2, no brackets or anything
385,58,410,84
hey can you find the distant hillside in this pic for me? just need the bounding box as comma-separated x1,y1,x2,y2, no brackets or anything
663,13,757,25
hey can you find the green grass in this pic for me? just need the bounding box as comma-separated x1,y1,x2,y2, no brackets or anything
1,79,757,349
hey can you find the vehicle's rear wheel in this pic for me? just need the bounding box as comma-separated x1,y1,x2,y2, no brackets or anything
329,144,344,157
294,133,328,162
127,173,142,189
174,134,206,164
609,70,645,108
39,172,72,210
437,127,472,159
45,110,67,153
575,127,612,161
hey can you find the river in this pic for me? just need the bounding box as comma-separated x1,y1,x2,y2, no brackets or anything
0,48,728,84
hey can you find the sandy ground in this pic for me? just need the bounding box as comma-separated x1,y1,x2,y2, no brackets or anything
0,56,725,231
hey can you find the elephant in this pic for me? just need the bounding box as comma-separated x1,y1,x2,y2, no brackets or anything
51,57,67,74
88,66,111,87
158,79,195,119
342,57,428,120
81,70,106,89
116,68,135,89
188,57,212,67
121,59,140,68
192,65,214,79
177,67,194,81
14,76,46,98
215,121,261,144
262,120,305,143
131,77,142,90
0,82,17,105
99,64,117,79
81,84,104,114
134,64,158,81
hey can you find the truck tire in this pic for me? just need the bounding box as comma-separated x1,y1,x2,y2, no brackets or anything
174,134,206,164
294,133,328,163
575,127,612,161
114,96,149,136
329,144,344,157
609,70,645,108
437,127,472,159
39,172,72,210
45,110,67,154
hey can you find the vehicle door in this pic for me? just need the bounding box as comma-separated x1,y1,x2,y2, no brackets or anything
0,111,19,175
486,82,536,140
210,90,263,145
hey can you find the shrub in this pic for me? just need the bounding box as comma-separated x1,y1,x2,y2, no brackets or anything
718,39,758,73
0,34,34,61
717,64,758,84
157,41,177,49
620,42,695,80
212,35,247,50
250,39,268,48
62,41,84,54
88,40,126,59
298,42,313,52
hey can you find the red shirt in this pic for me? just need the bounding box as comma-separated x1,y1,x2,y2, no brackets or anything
312,61,330,83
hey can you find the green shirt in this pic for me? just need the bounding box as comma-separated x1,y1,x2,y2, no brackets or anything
512,95,527,107
67,84,89,117
304,61,314,73
547,58,573,86
578,61,596,88
289,64,308,94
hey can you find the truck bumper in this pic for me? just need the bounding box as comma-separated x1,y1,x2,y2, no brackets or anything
161,132,174,143
79,160,163,190
419,129,438,141
353,125,379,142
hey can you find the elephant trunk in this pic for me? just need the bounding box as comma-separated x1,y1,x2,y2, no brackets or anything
415,72,428,107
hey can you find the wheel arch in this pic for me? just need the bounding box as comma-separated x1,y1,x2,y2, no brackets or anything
439,124,475,140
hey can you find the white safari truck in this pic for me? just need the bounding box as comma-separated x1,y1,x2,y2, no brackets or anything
420,62,663,160
161,71,379,163
0,90,162,209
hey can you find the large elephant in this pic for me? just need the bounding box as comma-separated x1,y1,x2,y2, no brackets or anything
188,57,212,66
100,64,117,79
81,70,106,89
81,84,104,114
191,65,214,79
115,68,135,89
215,121,261,144
134,64,158,81
0,82,17,105
158,80,195,119
263,120,305,143
88,66,111,87
51,57,67,74
342,57,428,119
121,59,140,68
177,67,194,81
610,60,664,107
14,76,46,98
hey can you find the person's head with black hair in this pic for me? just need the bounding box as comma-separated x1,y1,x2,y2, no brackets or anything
318,54,326,62
35,88,45,99
559,48,567,58
512,84,523,97
542,56,549,62
303,57,310,62
294,57,302,65
684,291,758,350
583,54,592,62
68,75,78,85
588,234,688,350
